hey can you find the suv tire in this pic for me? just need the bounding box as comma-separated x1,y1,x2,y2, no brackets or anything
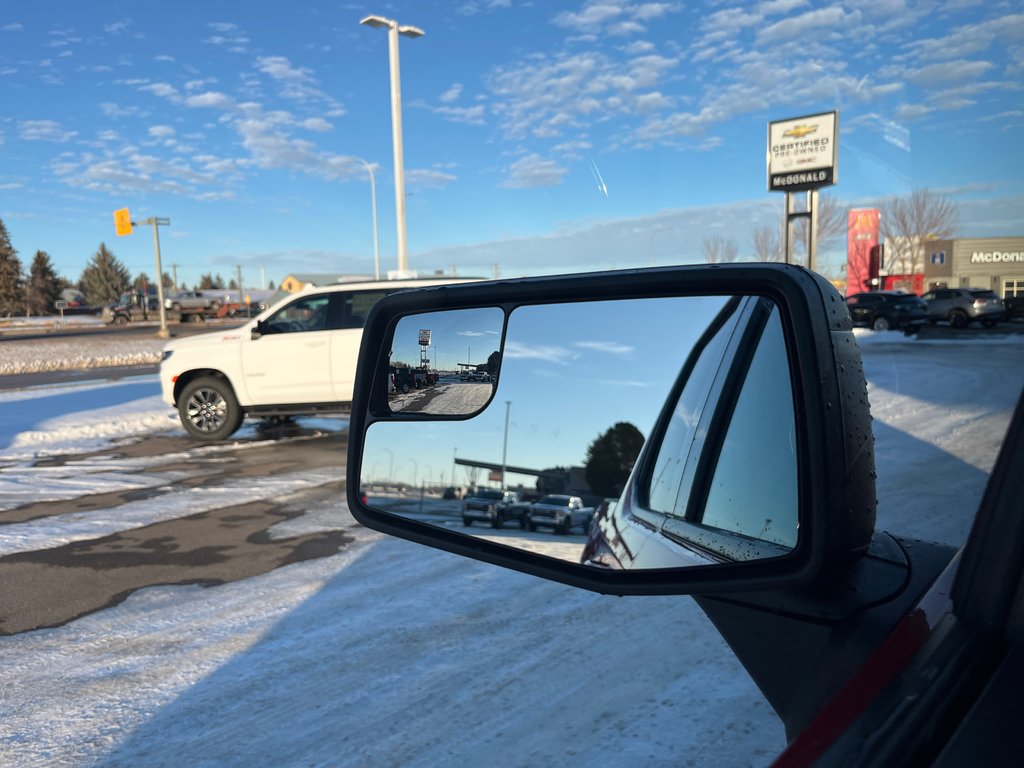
178,376,243,441
949,310,968,329
872,316,891,331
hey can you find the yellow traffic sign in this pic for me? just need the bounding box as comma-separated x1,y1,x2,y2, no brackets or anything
114,208,133,236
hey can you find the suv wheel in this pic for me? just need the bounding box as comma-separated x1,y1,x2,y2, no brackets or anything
949,310,968,328
872,316,891,331
178,376,243,441
171,302,182,311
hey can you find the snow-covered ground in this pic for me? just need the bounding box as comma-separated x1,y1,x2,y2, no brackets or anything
0,333,166,375
1,329,1023,767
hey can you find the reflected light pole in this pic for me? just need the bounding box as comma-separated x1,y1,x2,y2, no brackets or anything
383,447,394,486
360,14,424,276
501,401,511,490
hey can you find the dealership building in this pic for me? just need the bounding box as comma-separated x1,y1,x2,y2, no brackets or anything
846,210,1024,298
918,237,1024,298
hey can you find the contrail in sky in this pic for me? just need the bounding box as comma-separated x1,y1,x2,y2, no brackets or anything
587,157,609,197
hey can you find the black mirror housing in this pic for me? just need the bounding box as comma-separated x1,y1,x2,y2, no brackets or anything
346,264,874,596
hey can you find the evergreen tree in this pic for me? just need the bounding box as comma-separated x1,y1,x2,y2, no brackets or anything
228,278,239,290
79,243,130,305
198,273,215,289
267,279,276,290
26,250,61,316
162,272,175,289
0,216,25,316
584,422,645,498
133,272,152,291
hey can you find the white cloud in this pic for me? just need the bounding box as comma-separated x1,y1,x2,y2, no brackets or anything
503,341,572,364
488,50,679,140
2,23,23,31
185,91,235,109
301,117,333,132
104,21,131,35
905,59,995,86
139,82,180,99
100,102,142,118
439,83,463,103
757,7,857,45
19,120,77,142
154,54,175,63
553,1,679,35
407,169,457,189
895,103,933,120
501,154,568,189
255,55,345,113
434,104,486,125
148,125,175,139
574,340,634,355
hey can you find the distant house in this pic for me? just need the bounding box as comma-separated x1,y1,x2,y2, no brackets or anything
279,273,376,293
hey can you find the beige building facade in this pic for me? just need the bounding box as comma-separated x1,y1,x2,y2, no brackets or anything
922,236,1024,298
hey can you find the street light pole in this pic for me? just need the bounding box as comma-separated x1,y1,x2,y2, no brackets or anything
355,159,381,280
360,14,424,277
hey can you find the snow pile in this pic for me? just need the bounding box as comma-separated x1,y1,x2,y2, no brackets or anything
0,336,166,375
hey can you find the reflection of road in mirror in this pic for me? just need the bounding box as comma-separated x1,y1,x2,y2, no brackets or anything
366,490,587,564
390,380,494,415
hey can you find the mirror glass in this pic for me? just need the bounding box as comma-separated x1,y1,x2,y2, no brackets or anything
387,307,504,415
361,295,797,569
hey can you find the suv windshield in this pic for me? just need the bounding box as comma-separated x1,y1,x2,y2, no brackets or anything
475,490,503,500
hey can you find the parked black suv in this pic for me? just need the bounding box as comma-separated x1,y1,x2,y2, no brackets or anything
846,291,927,332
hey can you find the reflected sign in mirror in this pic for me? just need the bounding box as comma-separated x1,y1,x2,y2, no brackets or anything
361,295,797,569
388,307,504,416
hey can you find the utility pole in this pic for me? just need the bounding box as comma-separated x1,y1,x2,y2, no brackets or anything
171,263,179,290
136,218,172,339
236,264,244,302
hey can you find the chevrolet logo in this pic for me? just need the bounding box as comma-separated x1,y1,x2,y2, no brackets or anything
783,124,817,139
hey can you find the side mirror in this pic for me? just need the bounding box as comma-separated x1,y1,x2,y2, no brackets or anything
347,265,875,596
251,319,266,340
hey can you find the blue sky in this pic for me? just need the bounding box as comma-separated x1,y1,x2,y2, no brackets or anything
365,296,730,486
1,0,1022,288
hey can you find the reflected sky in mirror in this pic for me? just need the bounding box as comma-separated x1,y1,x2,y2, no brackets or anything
364,296,729,489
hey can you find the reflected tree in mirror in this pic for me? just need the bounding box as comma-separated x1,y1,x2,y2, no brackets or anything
361,295,798,569
388,307,504,415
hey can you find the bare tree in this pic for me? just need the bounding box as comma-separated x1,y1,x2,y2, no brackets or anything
701,234,739,264
878,189,958,275
751,224,783,263
753,194,846,266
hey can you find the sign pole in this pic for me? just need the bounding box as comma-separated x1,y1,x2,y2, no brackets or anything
145,218,172,339
114,209,171,339
767,111,837,272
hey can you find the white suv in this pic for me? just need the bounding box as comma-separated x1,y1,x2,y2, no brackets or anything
160,277,478,440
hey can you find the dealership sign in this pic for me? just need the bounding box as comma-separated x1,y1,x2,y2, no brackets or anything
971,251,1024,263
767,111,838,192
418,329,432,346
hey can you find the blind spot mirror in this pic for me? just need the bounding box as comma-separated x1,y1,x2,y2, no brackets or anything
387,307,503,416
360,295,798,570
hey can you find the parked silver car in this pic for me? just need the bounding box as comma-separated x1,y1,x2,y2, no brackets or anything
921,287,1004,328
